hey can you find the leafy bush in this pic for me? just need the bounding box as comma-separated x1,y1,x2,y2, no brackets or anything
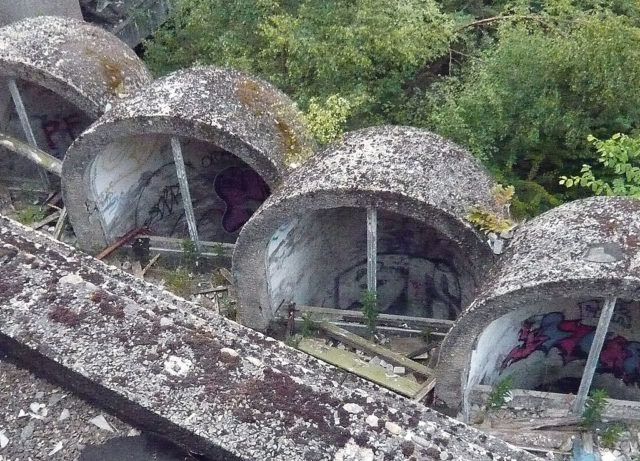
561,133,640,197
581,388,609,427
487,376,514,409
599,423,624,449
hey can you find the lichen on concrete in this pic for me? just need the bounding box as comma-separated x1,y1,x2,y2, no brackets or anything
0,215,536,461
233,125,501,330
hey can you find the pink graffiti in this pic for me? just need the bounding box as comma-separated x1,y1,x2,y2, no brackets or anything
214,167,269,233
501,311,640,385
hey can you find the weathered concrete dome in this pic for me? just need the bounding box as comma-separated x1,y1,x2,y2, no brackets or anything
437,196,640,411
63,66,315,253
233,125,502,331
0,15,151,183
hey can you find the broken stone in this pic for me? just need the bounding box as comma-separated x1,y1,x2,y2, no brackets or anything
20,420,34,441
385,421,402,435
245,356,263,367
163,356,192,377
219,348,240,363
59,408,70,421
343,403,363,415
0,431,8,449
49,441,63,455
89,414,114,433
365,415,378,427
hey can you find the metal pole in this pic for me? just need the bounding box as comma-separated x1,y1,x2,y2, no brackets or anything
170,137,200,250
7,79,50,189
573,297,617,414
366,206,377,294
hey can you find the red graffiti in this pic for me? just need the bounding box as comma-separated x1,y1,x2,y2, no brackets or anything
502,311,640,385
214,167,269,233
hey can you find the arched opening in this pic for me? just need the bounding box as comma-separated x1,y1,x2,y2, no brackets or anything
471,297,640,400
266,207,476,320
0,78,91,185
90,134,270,245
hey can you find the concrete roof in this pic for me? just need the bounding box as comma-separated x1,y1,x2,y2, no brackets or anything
233,125,501,330
436,196,640,409
0,214,536,461
62,66,315,252
0,15,151,117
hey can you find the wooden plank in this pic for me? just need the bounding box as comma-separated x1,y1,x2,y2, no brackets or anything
412,378,436,402
296,305,453,332
125,236,234,259
297,338,422,398
574,297,616,414
482,429,574,453
0,133,62,176
29,210,60,230
319,321,435,377
170,137,200,250
53,206,67,240
366,206,377,293
287,318,446,339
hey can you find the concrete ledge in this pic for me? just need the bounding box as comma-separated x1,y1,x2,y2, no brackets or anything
0,215,535,460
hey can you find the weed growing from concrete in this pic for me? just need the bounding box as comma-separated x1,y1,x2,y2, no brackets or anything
300,313,315,337
213,242,224,257
16,205,44,225
487,376,514,409
284,334,301,348
421,327,432,343
361,289,378,338
166,266,192,297
582,388,609,427
599,423,624,448
181,238,199,269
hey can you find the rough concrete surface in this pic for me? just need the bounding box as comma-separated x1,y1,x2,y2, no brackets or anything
0,215,536,461
436,196,640,410
0,0,82,26
233,125,501,330
0,16,151,117
63,65,315,253
0,360,133,460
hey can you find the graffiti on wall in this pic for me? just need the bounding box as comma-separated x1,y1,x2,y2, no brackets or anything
132,147,269,241
334,254,462,319
501,311,640,386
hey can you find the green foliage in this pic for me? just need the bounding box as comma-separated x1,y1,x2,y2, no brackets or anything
304,95,352,145
181,238,198,269
284,333,302,348
561,133,640,197
407,6,640,215
467,184,515,233
581,388,609,427
360,289,378,337
144,0,454,136
300,313,315,337
599,423,624,449
421,327,432,343
212,242,224,258
486,376,514,409
166,266,192,297
16,205,44,225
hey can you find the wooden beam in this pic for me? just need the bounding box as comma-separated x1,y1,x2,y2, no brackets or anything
574,297,617,414
0,133,62,176
29,210,60,230
170,137,200,250
53,207,67,240
295,305,453,332
7,79,50,188
123,236,234,259
319,321,435,378
297,338,423,398
366,206,377,294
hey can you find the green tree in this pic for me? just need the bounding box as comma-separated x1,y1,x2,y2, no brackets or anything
144,0,454,140
402,7,640,215
561,133,640,197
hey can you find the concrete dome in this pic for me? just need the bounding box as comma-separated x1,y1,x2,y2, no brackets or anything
233,125,502,330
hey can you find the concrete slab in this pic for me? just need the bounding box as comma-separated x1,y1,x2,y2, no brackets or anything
0,214,536,461
436,196,640,412
233,126,502,330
